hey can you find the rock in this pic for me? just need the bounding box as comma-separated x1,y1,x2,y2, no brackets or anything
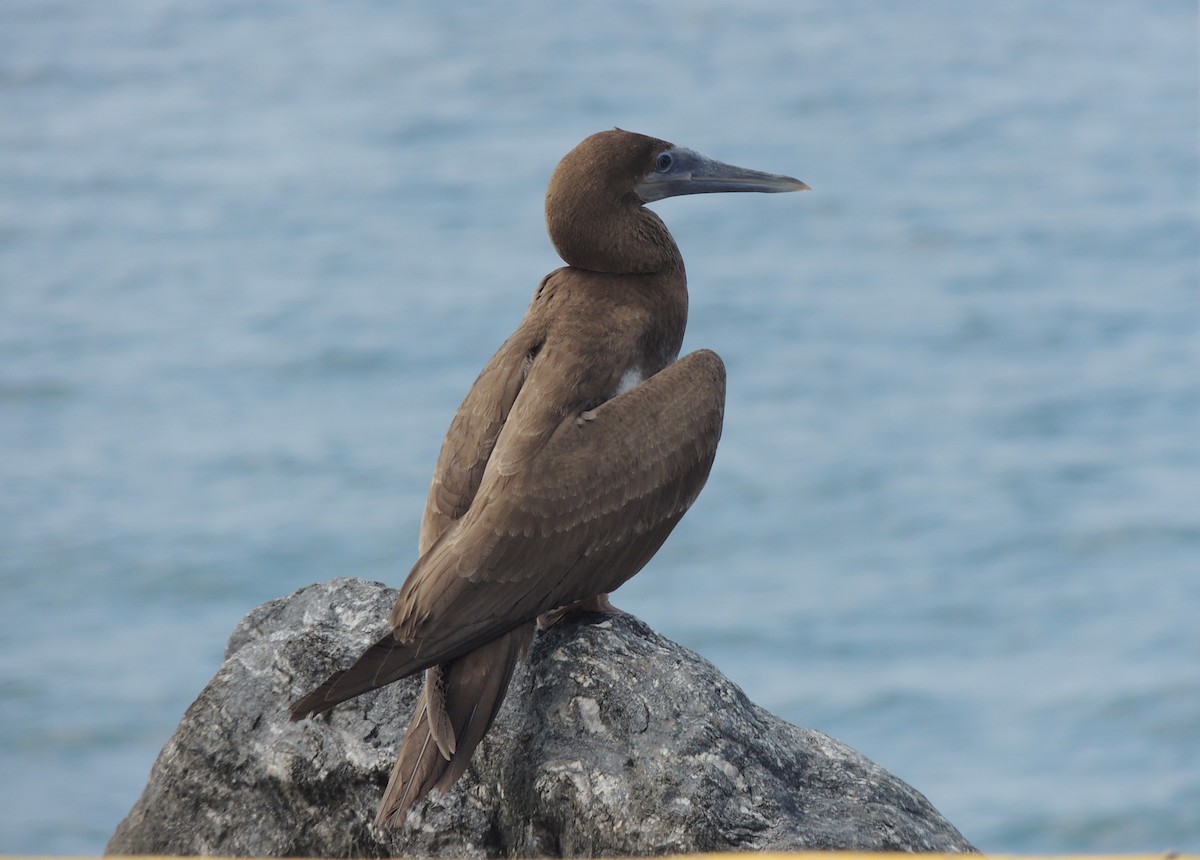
107,578,977,856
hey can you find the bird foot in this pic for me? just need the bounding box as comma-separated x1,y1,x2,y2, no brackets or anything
537,593,619,629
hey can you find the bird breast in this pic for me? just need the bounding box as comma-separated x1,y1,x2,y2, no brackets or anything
613,365,645,397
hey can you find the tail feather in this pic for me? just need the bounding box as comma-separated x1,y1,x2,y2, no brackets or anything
375,623,533,828
423,663,457,758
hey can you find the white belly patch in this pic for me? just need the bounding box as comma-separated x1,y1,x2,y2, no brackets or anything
614,366,645,396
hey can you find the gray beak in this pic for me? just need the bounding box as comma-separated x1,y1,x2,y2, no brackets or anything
635,146,810,202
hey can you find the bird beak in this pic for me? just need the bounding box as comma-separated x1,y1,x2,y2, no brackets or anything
635,146,810,202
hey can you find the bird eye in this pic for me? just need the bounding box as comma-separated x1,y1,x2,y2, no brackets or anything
655,151,673,172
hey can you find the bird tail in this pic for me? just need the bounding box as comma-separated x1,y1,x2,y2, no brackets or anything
375,623,534,828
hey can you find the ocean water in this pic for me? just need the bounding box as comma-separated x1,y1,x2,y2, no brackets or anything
1,0,1197,854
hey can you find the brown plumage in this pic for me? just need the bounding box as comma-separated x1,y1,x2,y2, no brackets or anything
290,129,807,827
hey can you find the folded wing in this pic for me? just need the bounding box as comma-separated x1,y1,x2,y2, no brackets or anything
290,348,725,719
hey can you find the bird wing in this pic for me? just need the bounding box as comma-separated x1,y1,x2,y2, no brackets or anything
302,348,725,707
290,327,538,721
394,347,725,659
417,327,540,554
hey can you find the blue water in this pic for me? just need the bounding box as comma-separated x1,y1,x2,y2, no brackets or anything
2,1,1197,853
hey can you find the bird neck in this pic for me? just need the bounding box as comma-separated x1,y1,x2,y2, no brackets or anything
546,195,685,276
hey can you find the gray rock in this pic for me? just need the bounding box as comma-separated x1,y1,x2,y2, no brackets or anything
107,577,976,856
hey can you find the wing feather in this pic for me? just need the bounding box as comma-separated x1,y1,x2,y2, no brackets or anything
418,328,539,554
391,348,725,659
294,348,724,715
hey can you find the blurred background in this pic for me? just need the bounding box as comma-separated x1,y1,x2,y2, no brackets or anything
1,0,1197,853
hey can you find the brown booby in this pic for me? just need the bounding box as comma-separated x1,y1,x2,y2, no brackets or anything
290,129,808,827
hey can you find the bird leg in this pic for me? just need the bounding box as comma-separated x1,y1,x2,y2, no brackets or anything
537,593,620,629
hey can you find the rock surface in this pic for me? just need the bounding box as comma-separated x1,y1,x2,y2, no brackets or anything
108,577,976,856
